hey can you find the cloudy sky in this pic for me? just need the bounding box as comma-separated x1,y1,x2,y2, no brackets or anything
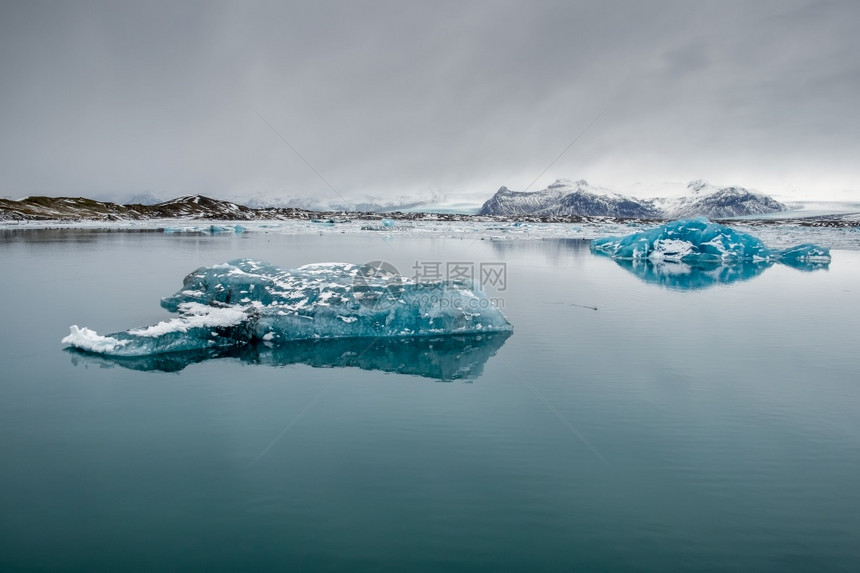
1,0,858,204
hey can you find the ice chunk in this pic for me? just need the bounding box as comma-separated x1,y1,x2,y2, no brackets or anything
62,326,129,354
590,217,830,264
778,243,832,265
162,224,245,234
64,303,255,356
62,259,512,357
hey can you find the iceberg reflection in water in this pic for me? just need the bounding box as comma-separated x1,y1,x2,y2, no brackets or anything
67,331,511,380
605,258,829,290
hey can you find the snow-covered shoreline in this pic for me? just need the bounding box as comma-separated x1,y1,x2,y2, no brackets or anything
3,216,860,250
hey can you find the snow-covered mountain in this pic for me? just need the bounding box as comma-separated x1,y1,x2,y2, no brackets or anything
479,179,787,219
479,179,660,218
0,195,260,222
244,192,449,213
0,181,795,223
655,180,787,218
0,194,476,222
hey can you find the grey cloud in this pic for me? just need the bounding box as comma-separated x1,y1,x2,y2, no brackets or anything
0,0,858,203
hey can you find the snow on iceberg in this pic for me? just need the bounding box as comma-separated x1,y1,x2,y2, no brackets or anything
62,259,512,357
590,217,831,264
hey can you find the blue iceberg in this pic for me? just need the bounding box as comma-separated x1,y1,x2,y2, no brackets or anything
778,243,832,266
590,218,831,290
62,259,512,357
590,218,831,264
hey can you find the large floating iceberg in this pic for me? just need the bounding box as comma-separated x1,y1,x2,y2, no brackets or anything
62,259,512,357
590,218,831,264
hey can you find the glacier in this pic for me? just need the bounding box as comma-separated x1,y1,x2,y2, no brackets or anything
62,259,512,357
590,218,831,264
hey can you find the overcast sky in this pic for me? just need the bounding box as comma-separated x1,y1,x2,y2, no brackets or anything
1,0,858,203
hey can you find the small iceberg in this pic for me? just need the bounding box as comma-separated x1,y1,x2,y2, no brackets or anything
591,218,831,264
590,218,831,290
361,218,400,231
62,259,512,358
162,224,245,234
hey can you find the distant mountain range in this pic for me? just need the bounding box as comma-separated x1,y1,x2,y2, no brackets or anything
243,193,448,213
0,180,824,224
479,179,660,218
0,194,477,223
80,191,452,213
479,179,787,219
0,195,297,222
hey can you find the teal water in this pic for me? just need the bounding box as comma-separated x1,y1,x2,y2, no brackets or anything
1,229,859,572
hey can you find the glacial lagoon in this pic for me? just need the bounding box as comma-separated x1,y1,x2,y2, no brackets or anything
2,228,860,571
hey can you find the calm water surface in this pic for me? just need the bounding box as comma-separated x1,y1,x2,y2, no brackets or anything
1,229,859,572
